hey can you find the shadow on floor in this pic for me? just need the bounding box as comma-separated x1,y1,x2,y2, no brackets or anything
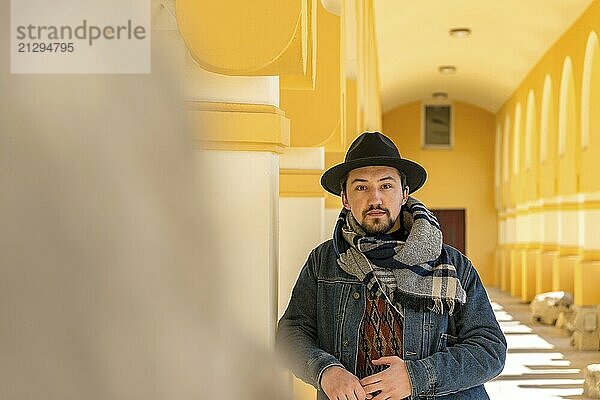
485,288,600,400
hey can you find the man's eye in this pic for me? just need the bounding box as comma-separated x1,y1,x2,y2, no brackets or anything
355,185,367,191
381,184,393,189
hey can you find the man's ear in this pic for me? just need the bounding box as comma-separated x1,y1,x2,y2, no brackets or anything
341,191,351,210
402,186,409,205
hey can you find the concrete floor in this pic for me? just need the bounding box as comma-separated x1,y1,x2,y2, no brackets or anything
485,287,600,399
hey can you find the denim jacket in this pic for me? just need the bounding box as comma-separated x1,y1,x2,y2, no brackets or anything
276,240,506,399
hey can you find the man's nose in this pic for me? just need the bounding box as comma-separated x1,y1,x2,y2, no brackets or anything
368,189,383,205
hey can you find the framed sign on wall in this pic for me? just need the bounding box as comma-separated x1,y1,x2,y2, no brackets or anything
422,103,453,149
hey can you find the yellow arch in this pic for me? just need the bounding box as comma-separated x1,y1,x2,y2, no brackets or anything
525,90,536,171
581,31,599,150
557,56,578,194
540,75,553,164
512,103,522,175
525,90,538,201
176,0,307,76
580,31,600,192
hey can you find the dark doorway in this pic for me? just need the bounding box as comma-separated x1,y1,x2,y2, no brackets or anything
430,209,466,254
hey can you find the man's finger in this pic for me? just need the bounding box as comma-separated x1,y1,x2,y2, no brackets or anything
370,390,389,400
362,381,384,397
359,373,382,386
353,388,366,400
371,356,399,365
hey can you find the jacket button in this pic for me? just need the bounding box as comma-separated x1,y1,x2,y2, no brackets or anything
352,292,360,300
342,339,349,347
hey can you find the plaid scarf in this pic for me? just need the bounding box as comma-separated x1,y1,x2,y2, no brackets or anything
333,197,467,316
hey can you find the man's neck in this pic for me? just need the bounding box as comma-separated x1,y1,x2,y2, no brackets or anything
389,226,408,241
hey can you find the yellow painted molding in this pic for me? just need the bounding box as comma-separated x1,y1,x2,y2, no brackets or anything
580,250,600,262
280,169,325,197
559,203,581,212
539,203,562,212
515,200,600,212
280,1,342,148
504,210,517,219
525,242,543,250
280,0,317,90
177,0,310,77
188,101,290,154
522,206,543,215
541,243,560,252
514,208,530,216
188,101,284,113
281,169,324,176
558,245,581,257
520,202,581,213
581,201,600,210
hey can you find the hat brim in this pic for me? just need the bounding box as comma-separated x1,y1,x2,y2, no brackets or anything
320,156,427,196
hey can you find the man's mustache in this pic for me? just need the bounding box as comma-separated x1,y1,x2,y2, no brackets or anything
363,205,389,218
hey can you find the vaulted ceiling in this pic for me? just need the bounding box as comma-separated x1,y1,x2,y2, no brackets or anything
374,0,595,113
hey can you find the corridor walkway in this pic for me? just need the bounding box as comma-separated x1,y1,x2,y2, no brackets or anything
485,288,600,399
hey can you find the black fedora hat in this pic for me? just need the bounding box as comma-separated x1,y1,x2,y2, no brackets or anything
321,131,427,196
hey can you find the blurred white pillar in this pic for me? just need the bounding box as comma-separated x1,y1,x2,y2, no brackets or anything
197,150,282,348
279,147,325,318
187,60,288,349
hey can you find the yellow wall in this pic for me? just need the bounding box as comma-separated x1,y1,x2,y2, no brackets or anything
496,0,600,205
383,101,497,285
495,0,600,304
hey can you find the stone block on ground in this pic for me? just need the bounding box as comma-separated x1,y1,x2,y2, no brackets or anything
571,330,600,351
583,364,600,398
530,291,573,325
570,305,600,350
556,309,575,331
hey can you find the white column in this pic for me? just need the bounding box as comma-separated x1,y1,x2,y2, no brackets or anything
558,194,582,248
197,150,280,348
515,204,529,245
542,199,560,246
581,192,600,249
188,60,283,348
279,147,325,317
505,209,516,245
324,207,342,241
530,199,544,244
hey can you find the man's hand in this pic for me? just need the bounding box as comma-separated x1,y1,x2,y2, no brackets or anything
321,365,372,400
359,356,412,399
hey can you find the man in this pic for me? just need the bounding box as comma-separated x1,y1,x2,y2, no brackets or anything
277,131,506,399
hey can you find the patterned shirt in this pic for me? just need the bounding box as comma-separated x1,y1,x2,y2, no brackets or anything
355,288,404,379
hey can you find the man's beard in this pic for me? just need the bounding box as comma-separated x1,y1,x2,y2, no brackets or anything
359,206,396,235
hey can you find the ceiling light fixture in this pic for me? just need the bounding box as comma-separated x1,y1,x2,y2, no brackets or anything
438,65,457,74
449,28,472,38
433,92,448,100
